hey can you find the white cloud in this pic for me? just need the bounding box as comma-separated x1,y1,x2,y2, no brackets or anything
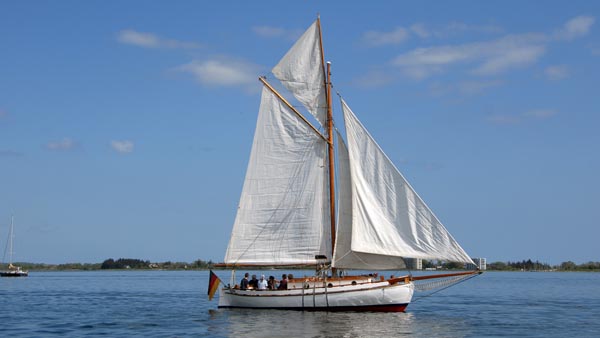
524,109,557,119
178,57,261,89
361,16,590,84
588,43,600,56
487,114,521,125
473,43,545,75
0,150,23,157
555,16,595,40
410,23,430,38
402,65,444,80
118,30,159,47
253,25,286,38
443,22,503,36
362,27,410,46
394,45,471,67
544,65,569,80
392,33,547,78
354,70,396,87
368,22,503,43
487,109,557,125
428,79,504,97
46,138,76,151
410,22,503,39
252,26,302,41
110,140,134,154
457,80,504,95
360,21,503,51
117,29,202,49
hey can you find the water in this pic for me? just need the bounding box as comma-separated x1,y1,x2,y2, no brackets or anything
1,271,599,337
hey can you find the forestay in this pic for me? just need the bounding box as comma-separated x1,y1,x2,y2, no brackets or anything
332,99,474,268
224,87,331,266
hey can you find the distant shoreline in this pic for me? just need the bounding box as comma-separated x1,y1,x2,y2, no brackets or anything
7,268,600,273
3,258,599,273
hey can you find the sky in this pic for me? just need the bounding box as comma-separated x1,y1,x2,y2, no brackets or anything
1,1,599,265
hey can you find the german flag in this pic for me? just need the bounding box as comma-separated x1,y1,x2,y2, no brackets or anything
207,270,221,301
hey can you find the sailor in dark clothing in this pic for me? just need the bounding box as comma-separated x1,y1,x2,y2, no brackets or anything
267,276,276,290
249,274,259,289
278,274,288,290
240,272,250,290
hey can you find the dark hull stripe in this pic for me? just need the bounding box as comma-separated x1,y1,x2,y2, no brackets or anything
218,303,408,312
0,273,28,277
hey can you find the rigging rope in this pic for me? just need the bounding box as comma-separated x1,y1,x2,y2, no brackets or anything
411,272,480,302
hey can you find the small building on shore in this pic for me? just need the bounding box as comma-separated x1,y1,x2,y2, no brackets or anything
405,258,423,270
468,257,486,270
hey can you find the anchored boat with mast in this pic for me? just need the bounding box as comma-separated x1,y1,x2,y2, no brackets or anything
1,215,28,277
210,18,479,311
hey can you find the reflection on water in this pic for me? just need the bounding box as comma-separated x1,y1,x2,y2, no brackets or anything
208,309,414,338
206,307,475,338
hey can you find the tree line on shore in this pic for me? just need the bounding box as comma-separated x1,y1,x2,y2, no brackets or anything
487,259,600,271
1,258,215,271
2,258,599,272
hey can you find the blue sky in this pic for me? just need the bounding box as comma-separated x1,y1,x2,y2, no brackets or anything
1,1,598,265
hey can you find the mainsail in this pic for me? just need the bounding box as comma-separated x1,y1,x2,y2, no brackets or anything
333,99,474,268
224,87,330,266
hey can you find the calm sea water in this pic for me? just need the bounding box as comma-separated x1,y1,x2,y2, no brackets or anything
1,270,599,337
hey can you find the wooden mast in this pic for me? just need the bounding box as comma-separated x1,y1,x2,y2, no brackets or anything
326,62,336,264
317,16,337,267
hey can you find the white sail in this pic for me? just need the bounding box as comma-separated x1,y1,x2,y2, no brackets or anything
334,131,407,270
224,87,330,266
334,99,474,266
272,20,327,127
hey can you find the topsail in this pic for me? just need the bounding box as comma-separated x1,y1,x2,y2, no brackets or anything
272,20,327,127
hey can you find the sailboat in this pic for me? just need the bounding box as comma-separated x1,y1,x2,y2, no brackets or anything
1,215,28,277
211,18,479,311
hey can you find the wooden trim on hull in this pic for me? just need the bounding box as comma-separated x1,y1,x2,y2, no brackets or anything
218,303,409,312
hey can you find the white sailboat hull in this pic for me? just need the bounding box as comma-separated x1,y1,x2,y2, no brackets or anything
218,280,414,312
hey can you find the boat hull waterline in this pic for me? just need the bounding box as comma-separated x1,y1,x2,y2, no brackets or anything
218,280,414,312
0,271,28,277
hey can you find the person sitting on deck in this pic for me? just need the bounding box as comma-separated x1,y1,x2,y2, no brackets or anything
257,275,268,290
240,273,249,290
249,274,259,289
277,274,288,290
267,276,276,290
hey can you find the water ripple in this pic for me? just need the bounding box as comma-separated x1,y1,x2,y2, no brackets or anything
1,271,599,337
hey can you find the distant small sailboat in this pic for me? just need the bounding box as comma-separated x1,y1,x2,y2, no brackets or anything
1,215,28,277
